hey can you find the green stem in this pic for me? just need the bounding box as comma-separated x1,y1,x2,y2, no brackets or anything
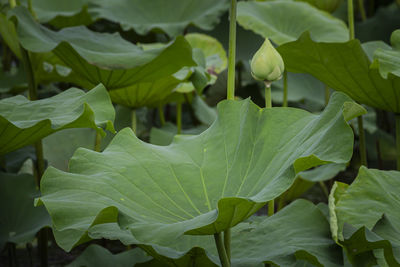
214,233,230,267
357,0,367,21
396,114,400,171
319,181,329,198
324,85,330,106
348,0,355,40
348,0,368,167
158,105,166,126
176,102,182,134
20,35,48,267
358,116,368,167
131,109,137,134
282,70,288,107
265,81,274,215
27,0,37,18
268,200,274,216
226,0,237,100
265,82,272,108
223,228,231,262
94,132,102,152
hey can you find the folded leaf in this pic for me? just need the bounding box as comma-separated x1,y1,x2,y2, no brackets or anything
329,167,400,265
0,84,114,155
37,92,354,251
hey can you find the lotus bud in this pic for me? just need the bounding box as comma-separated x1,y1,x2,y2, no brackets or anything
250,38,285,85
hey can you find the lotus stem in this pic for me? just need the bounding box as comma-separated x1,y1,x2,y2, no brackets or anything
214,232,230,267
20,32,49,267
176,102,182,134
348,0,355,40
358,116,368,166
94,132,102,152
158,104,166,126
131,109,137,134
224,228,231,262
268,200,274,216
319,181,329,198
227,0,237,100
265,82,272,108
325,85,330,106
357,0,367,21
282,70,288,107
396,114,400,170
348,0,368,167
265,81,274,215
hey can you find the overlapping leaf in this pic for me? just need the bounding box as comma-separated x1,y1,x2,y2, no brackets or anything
0,84,114,155
67,244,157,267
9,7,196,108
90,200,342,266
0,173,51,249
237,0,349,45
37,92,355,251
90,0,229,38
329,167,400,265
278,32,400,112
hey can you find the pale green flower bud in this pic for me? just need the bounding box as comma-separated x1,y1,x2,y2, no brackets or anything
250,38,284,83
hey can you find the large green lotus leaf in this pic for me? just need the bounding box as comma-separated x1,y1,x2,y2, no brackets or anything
66,244,157,267
277,32,400,113
37,92,355,251
90,200,342,267
236,0,349,45
9,7,196,107
90,0,229,38
0,172,51,249
0,84,114,155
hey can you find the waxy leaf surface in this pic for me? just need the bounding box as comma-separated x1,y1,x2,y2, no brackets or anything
0,173,51,249
278,33,400,112
237,1,349,45
38,92,354,251
0,84,114,155
9,7,196,108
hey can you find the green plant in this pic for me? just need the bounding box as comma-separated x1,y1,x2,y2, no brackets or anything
1,0,400,266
